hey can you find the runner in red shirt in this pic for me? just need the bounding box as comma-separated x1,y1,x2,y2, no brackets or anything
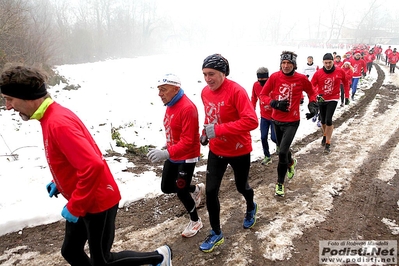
147,73,205,238
388,48,399,73
260,50,318,197
199,54,259,253
311,53,347,153
0,66,172,266
251,67,276,165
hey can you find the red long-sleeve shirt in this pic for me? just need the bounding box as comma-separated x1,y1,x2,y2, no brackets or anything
388,53,399,64
260,71,317,123
311,67,347,101
201,78,258,157
349,58,366,78
251,81,272,120
165,93,200,161
40,102,121,217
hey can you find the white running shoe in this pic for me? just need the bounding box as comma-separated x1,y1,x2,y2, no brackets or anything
182,218,203,238
190,183,205,208
156,245,172,266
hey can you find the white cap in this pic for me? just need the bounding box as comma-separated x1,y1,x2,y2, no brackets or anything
157,74,181,87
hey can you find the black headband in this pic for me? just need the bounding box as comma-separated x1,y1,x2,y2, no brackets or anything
0,83,47,100
257,73,269,79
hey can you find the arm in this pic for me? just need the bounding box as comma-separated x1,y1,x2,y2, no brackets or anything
214,87,258,136
52,125,104,217
250,84,258,109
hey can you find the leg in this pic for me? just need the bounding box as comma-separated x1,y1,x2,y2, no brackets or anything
205,150,228,234
229,153,254,211
85,204,164,265
275,122,299,184
270,120,277,144
260,117,270,157
61,219,91,266
175,163,199,221
340,84,344,105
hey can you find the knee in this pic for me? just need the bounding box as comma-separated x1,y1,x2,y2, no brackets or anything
160,184,174,194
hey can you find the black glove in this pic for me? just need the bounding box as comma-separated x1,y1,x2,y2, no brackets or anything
200,134,209,146
270,100,289,112
305,101,318,120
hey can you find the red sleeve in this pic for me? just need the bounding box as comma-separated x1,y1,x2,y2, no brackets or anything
251,82,258,109
215,86,258,136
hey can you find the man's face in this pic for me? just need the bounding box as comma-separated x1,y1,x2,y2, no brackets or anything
157,85,179,105
1,94,34,121
281,60,294,74
323,60,334,70
203,68,225,91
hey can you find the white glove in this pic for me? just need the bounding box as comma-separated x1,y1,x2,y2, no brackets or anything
204,124,216,139
147,149,170,163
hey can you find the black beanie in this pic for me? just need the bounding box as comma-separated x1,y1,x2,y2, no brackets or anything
323,53,334,60
202,54,230,76
280,52,297,66
0,83,47,100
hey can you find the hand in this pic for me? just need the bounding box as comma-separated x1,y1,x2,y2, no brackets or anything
305,101,319,120
147,149,169,163
46,181,59,198
317,95,325,103
200,134,209,146
204,124,216,139
270,100,289,112
61,206,79,223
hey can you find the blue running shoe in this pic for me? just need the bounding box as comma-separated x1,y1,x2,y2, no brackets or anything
243,202,258,229
199,230,224,253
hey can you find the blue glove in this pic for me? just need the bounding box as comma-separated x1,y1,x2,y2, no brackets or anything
147,149,170,163
61,206,79,223
204,124,216,139
46,182,59,198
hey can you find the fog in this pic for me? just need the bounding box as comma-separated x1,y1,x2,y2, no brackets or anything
1,0,399,65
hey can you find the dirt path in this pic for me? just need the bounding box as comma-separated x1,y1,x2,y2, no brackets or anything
1,63,399,266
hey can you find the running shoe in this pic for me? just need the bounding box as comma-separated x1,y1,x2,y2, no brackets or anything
191,183,205,208
275,183,285,197
182,218,203,238
287,158,297,179
243,202,258,229
345,98,350,105
321,136,326,146
199,230,224,253
324,144,331,154
261,156,272,165
156,245,173,266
